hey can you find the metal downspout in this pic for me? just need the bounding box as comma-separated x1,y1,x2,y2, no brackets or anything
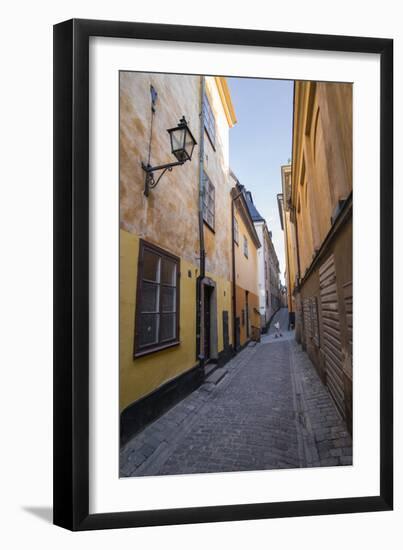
231,199,237,352
196,76,206,370
231,189,243,353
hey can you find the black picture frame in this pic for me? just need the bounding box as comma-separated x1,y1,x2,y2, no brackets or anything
53,18,393,531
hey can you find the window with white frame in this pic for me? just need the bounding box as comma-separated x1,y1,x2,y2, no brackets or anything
233,216,239,244
203,93,216,148
243,235,248,258
203,171,215,230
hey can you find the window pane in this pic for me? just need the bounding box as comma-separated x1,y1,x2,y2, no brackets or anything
203,172,215,228
143,250,160,282
160,313,176,341
184,132,195,156
139,313,159,346
161,286,176,312
161,258,176,286
141,282,159,312
206,209,214,228
234,218,239,243
203,94,216,146
170,127,185,152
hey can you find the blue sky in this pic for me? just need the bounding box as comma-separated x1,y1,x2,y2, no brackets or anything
227,77,294,283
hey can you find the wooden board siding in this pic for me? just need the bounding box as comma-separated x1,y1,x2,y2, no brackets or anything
343,281,353,355
303,296,320,347
343,280,353,432
303,297,312,340
311,296,320,347
343,281,353,379
319,254,345,417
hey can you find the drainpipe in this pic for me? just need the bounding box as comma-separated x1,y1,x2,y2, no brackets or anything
283,208,294,328
290,80,304,343
293,207,302,284
231,188,243,353
290,82,302,287
196,76,206,371
292,206,304,344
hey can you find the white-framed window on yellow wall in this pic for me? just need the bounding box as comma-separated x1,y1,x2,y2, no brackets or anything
233,216,239,244
203,93,216,149
203,171,215,230
243,235,248,258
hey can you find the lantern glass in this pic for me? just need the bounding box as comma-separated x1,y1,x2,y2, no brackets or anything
169,126,186,161
168,117,197,163
184,130,196,160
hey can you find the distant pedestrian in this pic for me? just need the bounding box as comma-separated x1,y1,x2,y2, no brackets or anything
274,321,282,338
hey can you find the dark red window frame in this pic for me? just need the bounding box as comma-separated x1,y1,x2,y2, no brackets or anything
133,240,180,358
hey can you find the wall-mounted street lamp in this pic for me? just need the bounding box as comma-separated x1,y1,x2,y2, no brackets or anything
142,115,197,197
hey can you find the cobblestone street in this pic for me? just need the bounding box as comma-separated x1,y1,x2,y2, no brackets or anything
120,308,352,477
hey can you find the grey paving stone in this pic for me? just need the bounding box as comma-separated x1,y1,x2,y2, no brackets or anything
137,443,155,459
120,308,352,477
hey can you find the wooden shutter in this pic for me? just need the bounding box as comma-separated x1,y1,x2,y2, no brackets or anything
319,254,345,417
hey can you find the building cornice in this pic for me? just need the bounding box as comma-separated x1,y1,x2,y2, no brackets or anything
231,187,261,249
281,164,292,208
277,193,284,230
215,77,237,128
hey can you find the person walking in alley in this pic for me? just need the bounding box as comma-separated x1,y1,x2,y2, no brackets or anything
274,320,283,338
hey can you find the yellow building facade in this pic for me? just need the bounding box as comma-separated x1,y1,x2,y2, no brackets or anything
278,164,299,330
230,174,261,348
289,80,353,431
119,72,237,443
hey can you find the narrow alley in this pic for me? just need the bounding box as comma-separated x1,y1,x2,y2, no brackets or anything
120,308,352,477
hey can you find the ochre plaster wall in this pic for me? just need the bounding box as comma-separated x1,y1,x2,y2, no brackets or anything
120,229,197,412
292,81,352,277
233,208,259,297
119,73,235,412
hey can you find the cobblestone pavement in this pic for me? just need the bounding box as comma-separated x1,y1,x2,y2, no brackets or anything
120,308,352,477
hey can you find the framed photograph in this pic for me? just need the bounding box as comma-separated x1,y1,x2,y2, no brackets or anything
53,19,393,530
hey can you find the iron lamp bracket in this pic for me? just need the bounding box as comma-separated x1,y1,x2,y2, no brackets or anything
142,160,184,197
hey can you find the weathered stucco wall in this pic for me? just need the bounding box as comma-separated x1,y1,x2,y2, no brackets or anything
255,221,280,326
120,229,198,412
280,164,298,314
235,285,259,346
233,202,260,345
284,209,298,312
234,207,259,296
290,81,353,432
120,72,201,264
119,72,235,413
203,77,233,280
292,81,352,277
255,222,268,324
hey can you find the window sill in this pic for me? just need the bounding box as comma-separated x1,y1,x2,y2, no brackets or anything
133,340,180,359
203,220,215,233
204,128,216,151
